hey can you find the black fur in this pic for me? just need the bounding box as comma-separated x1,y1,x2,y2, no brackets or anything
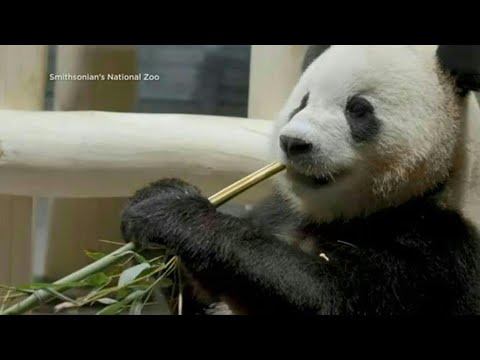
121,179,480,315
437,45,480,93
302,45,331,72
345,95,381,143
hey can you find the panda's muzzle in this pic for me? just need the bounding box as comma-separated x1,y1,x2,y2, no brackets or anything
286,167,334,187
280,135,348,187
280,135,313,159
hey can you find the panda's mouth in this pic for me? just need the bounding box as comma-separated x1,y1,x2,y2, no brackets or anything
286,167,345,188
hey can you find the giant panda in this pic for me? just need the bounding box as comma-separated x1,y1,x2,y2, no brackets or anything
121,45,480,315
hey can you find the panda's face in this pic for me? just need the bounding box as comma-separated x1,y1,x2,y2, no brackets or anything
273,45,461,221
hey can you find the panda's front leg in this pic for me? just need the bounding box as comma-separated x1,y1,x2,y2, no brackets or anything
120,178,336,314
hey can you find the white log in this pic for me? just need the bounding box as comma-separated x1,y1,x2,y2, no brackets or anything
0,110,273,201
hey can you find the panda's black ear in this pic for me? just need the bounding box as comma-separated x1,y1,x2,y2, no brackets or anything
437,45,480,93
302,45,331,72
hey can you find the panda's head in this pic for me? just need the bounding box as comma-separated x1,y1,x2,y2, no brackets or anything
273,45,480,222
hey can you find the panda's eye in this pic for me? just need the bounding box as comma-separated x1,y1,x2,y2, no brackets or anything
346,96,374,118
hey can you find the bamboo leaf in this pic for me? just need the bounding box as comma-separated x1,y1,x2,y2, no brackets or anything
116,251,148,264
124,290,147,306
130,299,145,315
125,290,148,315
84,251,107,261
97,298,117,305
116,288,131,301
118,263,151,287
97,302,126,315
82,273,111,287
54,302,77,313
133,253,148,264
98,290,145,315
17,282,51,290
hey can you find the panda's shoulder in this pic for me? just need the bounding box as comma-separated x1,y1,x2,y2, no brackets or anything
429,208,480,254
419,203,476,238
387,199,480,251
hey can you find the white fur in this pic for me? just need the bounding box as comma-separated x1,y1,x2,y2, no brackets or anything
272,45,464,222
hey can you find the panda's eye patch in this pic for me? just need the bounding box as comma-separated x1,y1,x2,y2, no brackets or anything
346,96,374,118
345,96,380,143
288,93,309,121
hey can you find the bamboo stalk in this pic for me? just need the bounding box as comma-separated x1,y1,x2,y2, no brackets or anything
208,162,286,207
1,162,285,315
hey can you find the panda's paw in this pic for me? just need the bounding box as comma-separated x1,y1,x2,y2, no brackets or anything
120,178,215,248
205,302,234,315
128,178,203,206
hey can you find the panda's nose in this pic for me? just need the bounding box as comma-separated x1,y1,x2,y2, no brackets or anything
280,135,313,158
